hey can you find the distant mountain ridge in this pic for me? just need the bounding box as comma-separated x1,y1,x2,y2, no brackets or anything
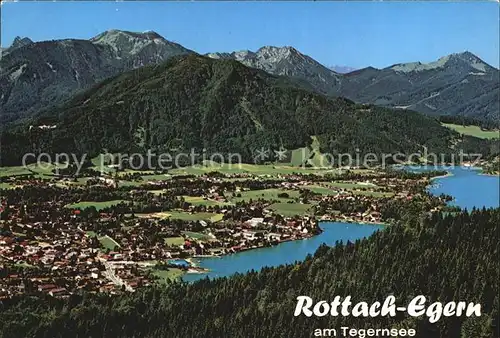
339,51,499,120
2,36,34,54
209,48,499,122
4,54,486,166
329,65,357,74
1,29,498,126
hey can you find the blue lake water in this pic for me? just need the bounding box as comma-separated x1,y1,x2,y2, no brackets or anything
182,222,382,282
183,166,498,282
408,166,499,210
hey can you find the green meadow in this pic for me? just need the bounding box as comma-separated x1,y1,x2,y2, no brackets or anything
139,211,223,222
150,268,185,283
181,196,231,207
66,200,126,211
267,202,314,217
443,123,499,139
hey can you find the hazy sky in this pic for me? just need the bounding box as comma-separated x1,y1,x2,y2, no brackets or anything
1,1,499,68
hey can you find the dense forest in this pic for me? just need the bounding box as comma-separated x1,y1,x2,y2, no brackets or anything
0,208,498,338
2,54,496,166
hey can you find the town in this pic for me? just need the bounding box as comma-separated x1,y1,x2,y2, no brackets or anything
0,161,450,299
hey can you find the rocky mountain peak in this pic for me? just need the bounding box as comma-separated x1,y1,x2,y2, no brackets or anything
389,51,496,74
447,51,494,72
91,29,164,46
206,44,341,94
256,45,301,59
208,46,305,65
140,30,164,40
232,50,256,60
11,36,34,49
88,29,192,64
0,29,193,125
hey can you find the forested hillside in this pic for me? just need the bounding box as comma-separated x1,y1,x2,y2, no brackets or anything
2,54,494,166
0,30,193,126
0,209,497,338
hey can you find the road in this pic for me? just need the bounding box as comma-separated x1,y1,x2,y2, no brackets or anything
102,261,134,292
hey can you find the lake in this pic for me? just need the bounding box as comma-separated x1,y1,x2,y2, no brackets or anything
183,166,498,282
182,222,382,282
401,165,499,209
427,166,499,210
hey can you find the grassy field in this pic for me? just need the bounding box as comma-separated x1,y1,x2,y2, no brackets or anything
90,155,117,174
229,188,299,203
101,161,339,179
59,177,92,186
182,231,212,240
289,136,330,168
168,211,223,222
99,235,120,250
290,147,311,167
140,210,223,222
303,185,338,196
66,200,126,211
443,123,499,139
0,162,84,180
147,190,166,195
267,202,314,217
117,180,144,188
0,162,60,178
164,236,185,247
151,268,184,283
0,166,33,177
0,183,16,189
182,196,231,207
141,174,173,182
169,161,248,175
164,232,212,245
169,160,332,177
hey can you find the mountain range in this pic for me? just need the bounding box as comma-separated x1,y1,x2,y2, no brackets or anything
207,48,499,121
340,52,499,120
3,53,495,167
1,30,498,167
1,30,498,126
0,30,193,125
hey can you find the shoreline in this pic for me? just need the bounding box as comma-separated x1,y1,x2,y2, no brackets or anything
480,172,500,177
430,172,453,180
178,167,459,280
182,220,385,277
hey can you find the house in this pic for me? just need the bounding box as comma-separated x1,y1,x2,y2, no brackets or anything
246,218,264,227
49,288,68,297
38,284,57,292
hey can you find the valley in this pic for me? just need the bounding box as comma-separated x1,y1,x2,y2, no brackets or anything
0,161,451,293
